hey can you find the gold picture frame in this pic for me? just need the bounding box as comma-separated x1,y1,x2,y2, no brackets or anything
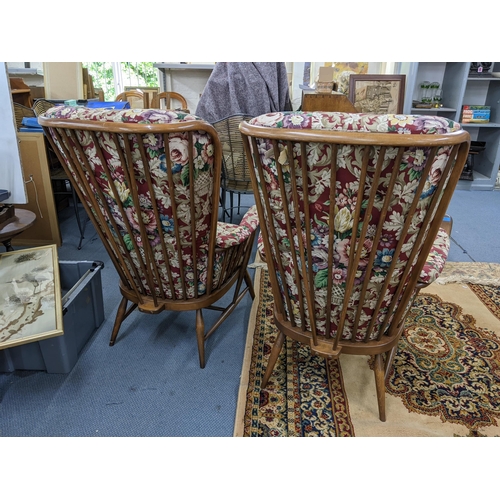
348,74,406,114
0,244,63,349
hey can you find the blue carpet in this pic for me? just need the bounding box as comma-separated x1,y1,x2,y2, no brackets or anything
446,189,500,263
0,195,257,436
1,189,498,436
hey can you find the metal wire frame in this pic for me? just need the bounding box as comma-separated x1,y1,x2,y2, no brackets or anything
213,114,254,222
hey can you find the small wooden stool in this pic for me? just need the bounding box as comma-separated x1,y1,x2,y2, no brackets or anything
0,208,37,251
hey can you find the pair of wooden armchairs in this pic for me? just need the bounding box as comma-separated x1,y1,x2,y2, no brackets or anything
40,104,469,422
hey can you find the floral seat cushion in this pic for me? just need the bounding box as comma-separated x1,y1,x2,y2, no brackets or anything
258,226,450,286
216,205,259,248
249,111,461,134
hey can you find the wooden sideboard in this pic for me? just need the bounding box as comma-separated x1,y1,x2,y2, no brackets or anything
13,132,62,247
302,90,357,113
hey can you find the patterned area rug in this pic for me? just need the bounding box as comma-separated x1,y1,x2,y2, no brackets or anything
234,264,500,437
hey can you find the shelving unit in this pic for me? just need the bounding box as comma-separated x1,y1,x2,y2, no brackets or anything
403,62,500,191
153,63,215,112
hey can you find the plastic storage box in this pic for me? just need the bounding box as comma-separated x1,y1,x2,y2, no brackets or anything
0,260,104,374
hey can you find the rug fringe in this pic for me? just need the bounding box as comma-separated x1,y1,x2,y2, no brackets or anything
435,262,500,286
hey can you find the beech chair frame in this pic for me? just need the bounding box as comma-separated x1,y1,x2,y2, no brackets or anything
40,114,257,368
240,119,470,420
151,91,189,111
114,90,148,108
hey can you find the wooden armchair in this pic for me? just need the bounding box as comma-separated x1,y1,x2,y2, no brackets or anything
240,111,470,421
114,90,147,108
39,107,259,368
151,91,189,111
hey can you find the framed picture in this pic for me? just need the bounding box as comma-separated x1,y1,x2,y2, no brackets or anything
0,244,63,349
348,74,406,114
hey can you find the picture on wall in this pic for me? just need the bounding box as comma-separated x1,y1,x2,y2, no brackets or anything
348,74,406,114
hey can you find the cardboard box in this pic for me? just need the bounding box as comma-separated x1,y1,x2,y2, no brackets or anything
462,105,491,123
0,260,104,373
315,66,335,93
318,66,335,82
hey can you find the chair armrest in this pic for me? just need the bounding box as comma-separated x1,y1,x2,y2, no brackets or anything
216,205,259,249
418,228,451,286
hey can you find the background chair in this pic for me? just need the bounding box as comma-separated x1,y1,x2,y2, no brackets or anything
124,86,159,109
13,102,35,130
40,106,259,368
32,98,58,117
114,90,147,108
151,91,189,111
240,111,470,421
212,114,254,222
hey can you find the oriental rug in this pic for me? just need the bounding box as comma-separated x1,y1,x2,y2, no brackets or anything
234,262,500,437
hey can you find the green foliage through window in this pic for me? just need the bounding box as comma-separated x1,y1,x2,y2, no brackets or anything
82,62,159,101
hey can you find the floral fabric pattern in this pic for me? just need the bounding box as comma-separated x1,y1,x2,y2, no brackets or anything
42,106,258,299
419,228,450,284
258,228,450,286
249,111,462,341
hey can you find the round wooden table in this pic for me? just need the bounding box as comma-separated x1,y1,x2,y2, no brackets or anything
0,208,37,251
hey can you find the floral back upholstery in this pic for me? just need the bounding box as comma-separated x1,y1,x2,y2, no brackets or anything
42,106,220,300
246,111,465,342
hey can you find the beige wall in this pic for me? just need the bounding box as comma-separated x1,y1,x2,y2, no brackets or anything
43,62,84,99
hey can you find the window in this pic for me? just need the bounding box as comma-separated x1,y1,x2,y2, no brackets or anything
82,62,159,101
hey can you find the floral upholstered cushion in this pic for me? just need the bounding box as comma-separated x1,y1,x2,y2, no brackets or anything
257,225,451,286
216,205,259,249
419,227,450,284
249,111,461,341
42,106,258,299
249,111,461,134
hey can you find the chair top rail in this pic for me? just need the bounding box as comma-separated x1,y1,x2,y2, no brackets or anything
239,121,470,147
39,115,219,138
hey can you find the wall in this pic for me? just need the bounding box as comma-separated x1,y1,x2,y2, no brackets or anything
0,63,27,204
43,62,84,100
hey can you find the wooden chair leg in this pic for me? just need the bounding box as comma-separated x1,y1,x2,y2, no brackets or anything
262,330,285,388
109,296,129,346
244,270,255,299
374,353,386,422
384,344,398,380
196,309,206,369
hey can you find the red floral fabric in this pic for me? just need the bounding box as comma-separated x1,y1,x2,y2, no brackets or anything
258,225,450,285
42,106,258,299
249,111,460,340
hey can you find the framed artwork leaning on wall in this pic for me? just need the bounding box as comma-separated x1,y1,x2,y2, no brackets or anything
348,74,406,114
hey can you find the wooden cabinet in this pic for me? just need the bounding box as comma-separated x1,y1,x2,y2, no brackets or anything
403,62,500,191
301,90,357,113
13,132,62,247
